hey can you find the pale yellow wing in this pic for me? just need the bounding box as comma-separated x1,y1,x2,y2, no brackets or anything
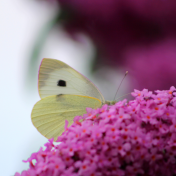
31,94,102,141
38,58,105,104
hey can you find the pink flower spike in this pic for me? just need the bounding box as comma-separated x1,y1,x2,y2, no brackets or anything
15,87,176,175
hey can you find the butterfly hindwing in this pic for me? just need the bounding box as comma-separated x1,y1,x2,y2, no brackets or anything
31,94,102,141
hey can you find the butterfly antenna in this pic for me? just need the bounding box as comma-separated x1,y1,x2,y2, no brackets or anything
113,71,128,101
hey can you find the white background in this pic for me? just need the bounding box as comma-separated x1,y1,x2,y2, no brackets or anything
0,0,129,175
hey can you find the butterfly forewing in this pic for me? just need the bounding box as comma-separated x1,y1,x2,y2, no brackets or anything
38,58,105,104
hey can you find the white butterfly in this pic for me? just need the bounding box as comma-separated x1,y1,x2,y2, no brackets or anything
31,58,112,141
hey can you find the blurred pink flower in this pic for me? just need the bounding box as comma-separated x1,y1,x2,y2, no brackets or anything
125,0,176,30
16,87,176,175
41,0,176,91
124,39,176,91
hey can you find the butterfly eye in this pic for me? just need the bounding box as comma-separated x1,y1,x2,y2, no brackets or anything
57,80,66,87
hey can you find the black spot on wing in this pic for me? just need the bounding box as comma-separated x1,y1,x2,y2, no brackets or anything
57,80,66,87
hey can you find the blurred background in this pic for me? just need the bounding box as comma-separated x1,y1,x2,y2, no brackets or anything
1,0,176,175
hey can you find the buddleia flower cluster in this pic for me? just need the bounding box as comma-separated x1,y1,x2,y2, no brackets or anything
15,86,176,176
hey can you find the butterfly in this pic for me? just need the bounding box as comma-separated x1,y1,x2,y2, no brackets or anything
31,58,113,141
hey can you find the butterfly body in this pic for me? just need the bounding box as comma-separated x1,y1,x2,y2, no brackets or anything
32,58,108,141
